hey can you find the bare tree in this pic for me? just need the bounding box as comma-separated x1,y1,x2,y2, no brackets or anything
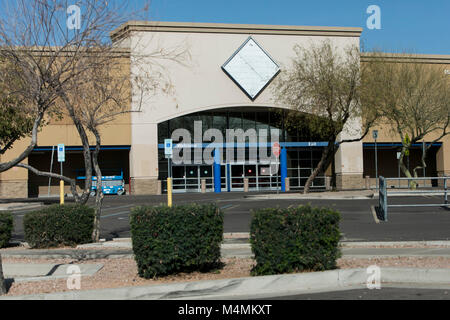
363,53,450,188
0,0,152,188
3,0,190,240
0,0,151,200
68,44,189,241
275,41,378,193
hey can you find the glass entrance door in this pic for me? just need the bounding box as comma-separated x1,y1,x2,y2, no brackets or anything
244,164,257,190
200,165,214,190
172,166,186,191
172,163,282,192
257,163,281,191
185,166,199,191
230,164,245,191
229,163,280,191
172,165,213,192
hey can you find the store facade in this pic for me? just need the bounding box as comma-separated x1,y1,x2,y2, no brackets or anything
111,21,365,194
0,21,448,198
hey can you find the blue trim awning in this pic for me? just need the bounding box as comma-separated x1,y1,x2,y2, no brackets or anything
158,142,329,149
363,142,442,148
33,145,131,152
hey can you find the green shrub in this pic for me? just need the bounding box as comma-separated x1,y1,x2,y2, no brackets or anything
130,203,224,278
24,204,94,248
0,212,13,248
250,205,341,276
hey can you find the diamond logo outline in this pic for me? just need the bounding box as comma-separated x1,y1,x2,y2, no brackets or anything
221,36,281,101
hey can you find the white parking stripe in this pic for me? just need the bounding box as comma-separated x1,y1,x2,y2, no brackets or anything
101,204,134,212
101,211,130,219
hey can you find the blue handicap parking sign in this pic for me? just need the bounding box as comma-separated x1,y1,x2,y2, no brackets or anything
57,144,65,162
164,139,173,156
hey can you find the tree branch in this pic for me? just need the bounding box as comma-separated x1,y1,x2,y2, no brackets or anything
15,163,80,201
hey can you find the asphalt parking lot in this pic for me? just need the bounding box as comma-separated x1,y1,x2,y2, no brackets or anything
8,192,450,242
266,287,450,300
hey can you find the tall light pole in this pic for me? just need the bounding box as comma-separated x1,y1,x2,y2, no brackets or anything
397,151,401,188
422,141,426,187
165,139,173,207
373,130,379,190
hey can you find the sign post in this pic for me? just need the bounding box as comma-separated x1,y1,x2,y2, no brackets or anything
273,142,281,194
165,139,173,207
57,144,65,205
397,151,401,188
372,130,378,190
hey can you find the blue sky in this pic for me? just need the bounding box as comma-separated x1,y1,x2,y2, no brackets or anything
140,0,450,55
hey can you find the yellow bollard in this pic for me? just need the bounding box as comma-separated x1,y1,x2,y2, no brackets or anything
60,180,64,205
167,178,173,207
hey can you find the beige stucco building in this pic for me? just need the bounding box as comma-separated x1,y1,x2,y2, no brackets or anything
0,21,449,198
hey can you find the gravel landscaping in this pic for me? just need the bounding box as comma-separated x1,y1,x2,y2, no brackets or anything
2,256,450,297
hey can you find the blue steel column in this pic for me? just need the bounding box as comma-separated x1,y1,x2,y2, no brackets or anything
227,164,231,192
214,148,221,193
281,147,288,192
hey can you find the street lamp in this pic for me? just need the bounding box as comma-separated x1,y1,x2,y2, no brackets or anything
422,140,426,187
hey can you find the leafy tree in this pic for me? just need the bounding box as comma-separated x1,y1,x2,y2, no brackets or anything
363,53,450,187
0,94,34,155
275,40,378,193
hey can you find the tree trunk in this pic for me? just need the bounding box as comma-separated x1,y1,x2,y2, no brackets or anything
72,119,93,205
331,144,336,190
303,138,336,194
0,254,6,295
61,93,93,205
399,147,417,189
91,128,103,243
413,143,428,180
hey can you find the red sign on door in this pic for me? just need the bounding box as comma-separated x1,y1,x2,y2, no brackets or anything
272,142,281,158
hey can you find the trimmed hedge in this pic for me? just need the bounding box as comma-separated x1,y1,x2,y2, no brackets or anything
250,205,341,276
24,204,94,248
0,212,13,248
130,203,224,278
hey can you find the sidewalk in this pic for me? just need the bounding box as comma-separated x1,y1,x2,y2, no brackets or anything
0,202,43,211
245,190,375,200
2,268,449,300
2,263,103,283
221,244,450,259
3,239,450,260
2,238,450,299
245,189,450,200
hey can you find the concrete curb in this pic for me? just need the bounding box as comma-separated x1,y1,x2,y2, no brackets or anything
245,194,374,200
78,242,132,249
0,249,134,260
222,245,450,259
246,191,449,200
2,268,449,300
3,264,104,283
223,233,250,240
18,239,450,248
4,241,450,260
340,241,450,247
0,203,44,211
373,192,448,198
